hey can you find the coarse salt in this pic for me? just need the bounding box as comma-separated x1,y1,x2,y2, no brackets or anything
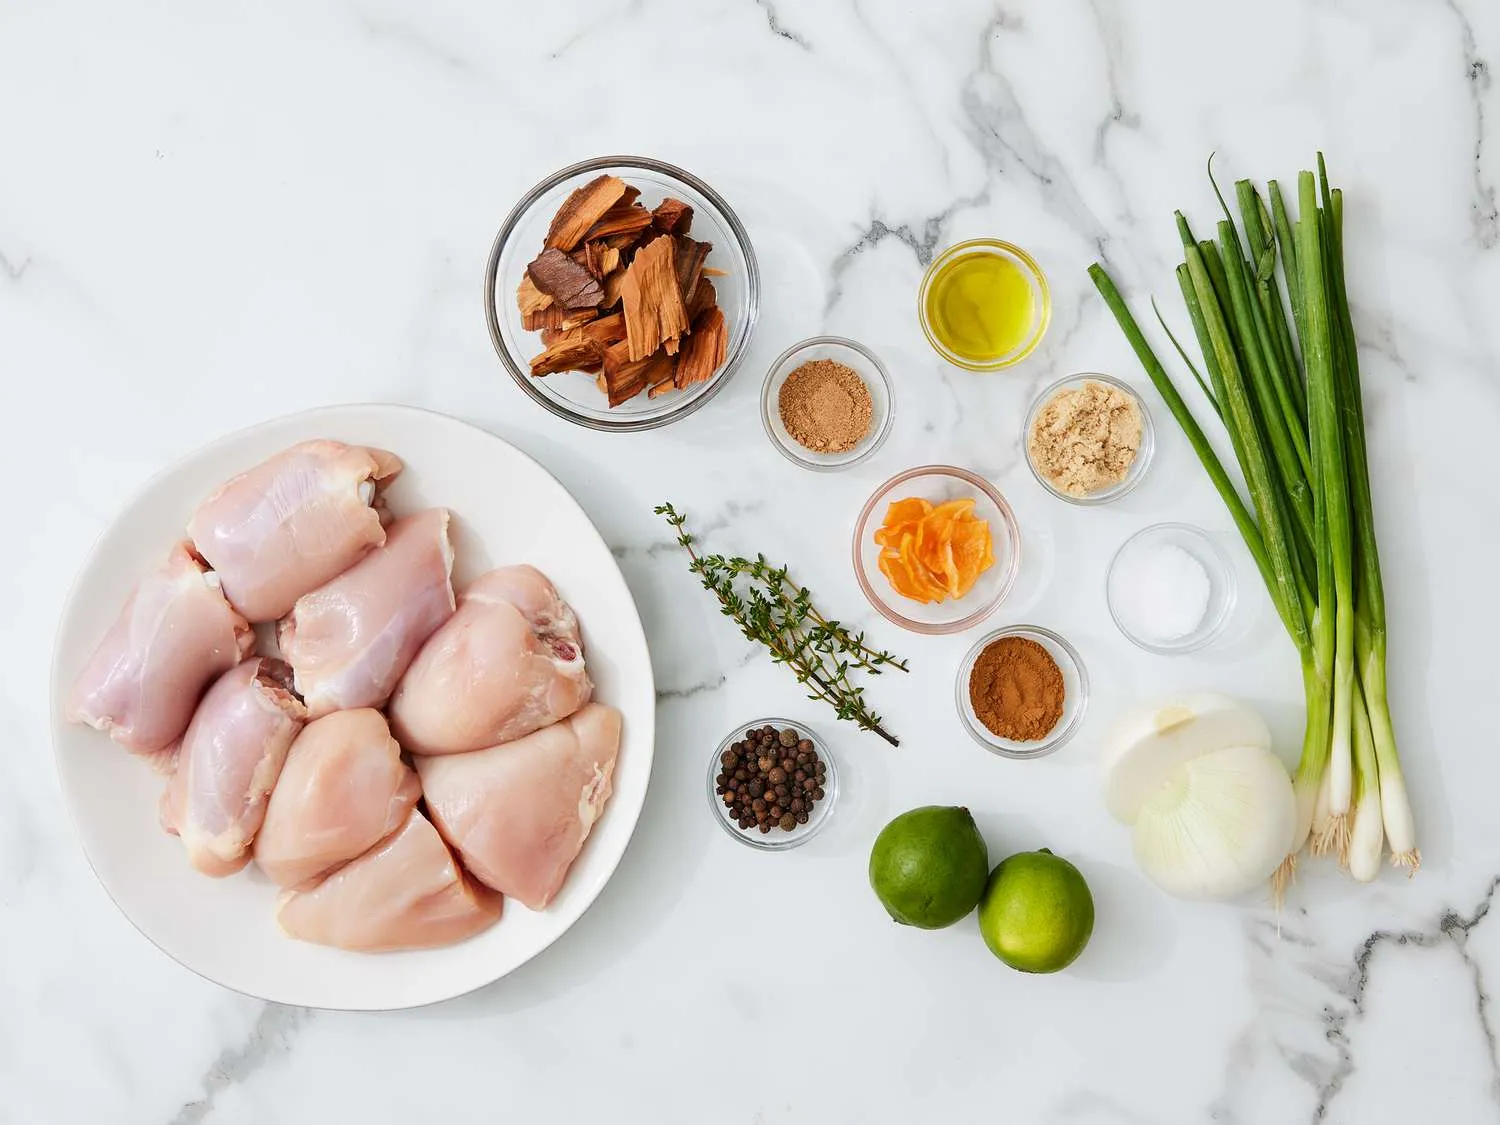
1112,542,1211,643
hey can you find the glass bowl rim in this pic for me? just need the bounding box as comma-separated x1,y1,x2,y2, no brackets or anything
851,464,1022,635
1104,521,1239,654
954,624,1090,759
916,238,1052,371
1022,371,1156,506
759,335,896,472
706,717,840,851
483,154,761,433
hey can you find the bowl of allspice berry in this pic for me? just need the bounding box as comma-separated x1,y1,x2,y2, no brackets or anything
709,720,838,850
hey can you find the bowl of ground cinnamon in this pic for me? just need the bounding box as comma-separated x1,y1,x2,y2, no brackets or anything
955,625,1089,759
761,337,894,471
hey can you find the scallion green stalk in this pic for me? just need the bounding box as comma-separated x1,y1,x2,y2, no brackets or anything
1091,153,1414,891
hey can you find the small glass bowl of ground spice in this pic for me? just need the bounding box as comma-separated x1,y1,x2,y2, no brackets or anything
1024,373,1155,505
708,719,839,850
956,625,1090,759
761,337,894,471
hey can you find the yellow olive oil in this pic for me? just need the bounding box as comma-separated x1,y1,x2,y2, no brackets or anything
924,251,1036,364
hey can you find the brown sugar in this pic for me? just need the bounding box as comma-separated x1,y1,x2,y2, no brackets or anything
1027,379,1142,497
777,359,873,454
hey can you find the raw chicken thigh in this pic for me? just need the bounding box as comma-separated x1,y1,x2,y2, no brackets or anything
253,709,420,889
67,542,255,757
187,440,402,622
389,565,592,756
417,703,621,910
277,808,502,951
277,509,455,718
161,658,307,877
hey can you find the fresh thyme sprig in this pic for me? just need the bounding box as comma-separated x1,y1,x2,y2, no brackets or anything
655,502,909,746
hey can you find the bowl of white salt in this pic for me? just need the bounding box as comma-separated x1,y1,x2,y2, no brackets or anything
1105,523,1236,655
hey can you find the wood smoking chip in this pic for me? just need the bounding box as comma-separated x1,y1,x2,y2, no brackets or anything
600,340,673,406
524,304,599,332
524,305,568,332
580,241,604,279
674,305,728,388
673,237,712,307
540,311,623,350
517,274,553,317
600,267,627,310
650,197,694,237
619,235,690,362
702,267,728,277
529,338,605,377
583,202,654,242
544,175,630,252
527,248,604,310
598,245,621,276
604,229,649,254
685,276,717,323
582,311,627,346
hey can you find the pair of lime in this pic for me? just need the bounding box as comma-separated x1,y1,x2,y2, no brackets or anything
868,806,1094,973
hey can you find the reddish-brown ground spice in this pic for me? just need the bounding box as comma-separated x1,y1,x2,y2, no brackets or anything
967,636,1065,741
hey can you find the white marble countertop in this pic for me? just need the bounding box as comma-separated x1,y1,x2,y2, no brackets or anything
4,2,1499,1122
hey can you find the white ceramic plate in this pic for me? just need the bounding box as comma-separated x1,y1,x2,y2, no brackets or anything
49,404,655,1010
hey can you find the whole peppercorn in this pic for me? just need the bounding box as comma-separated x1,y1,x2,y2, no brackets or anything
768,767,787,786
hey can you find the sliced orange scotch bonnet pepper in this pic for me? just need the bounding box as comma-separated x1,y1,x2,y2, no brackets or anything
873,496,995,604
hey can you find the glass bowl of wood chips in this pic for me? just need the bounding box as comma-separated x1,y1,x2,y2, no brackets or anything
485,156,760,432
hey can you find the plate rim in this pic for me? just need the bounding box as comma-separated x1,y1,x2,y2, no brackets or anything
48,402,656,1011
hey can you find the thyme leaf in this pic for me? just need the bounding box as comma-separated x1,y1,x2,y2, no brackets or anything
655,502,908,746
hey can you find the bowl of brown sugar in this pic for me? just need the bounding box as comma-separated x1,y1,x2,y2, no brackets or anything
955,624,1089,759
761,336,894,471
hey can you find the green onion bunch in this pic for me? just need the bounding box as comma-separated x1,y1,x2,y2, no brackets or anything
1090,154,1415,889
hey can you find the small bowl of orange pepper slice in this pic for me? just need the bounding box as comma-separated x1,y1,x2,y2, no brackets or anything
853,465,1021,635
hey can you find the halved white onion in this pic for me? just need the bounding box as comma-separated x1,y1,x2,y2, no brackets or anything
1101,693,1272,825
1131,744,1295,900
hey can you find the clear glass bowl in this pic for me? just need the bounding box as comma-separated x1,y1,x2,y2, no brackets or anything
917,239,1051,371
852,465,1021,635
761,337,894,471
707,718,839,851
1023,372,1155,505
1106,522,1237,654
484,155,760,432
956,625,1089,759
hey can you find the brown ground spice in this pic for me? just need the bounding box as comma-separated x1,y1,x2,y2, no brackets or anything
967,636,1065,741
777,359,873,453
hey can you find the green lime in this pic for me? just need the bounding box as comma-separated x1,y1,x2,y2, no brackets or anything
977,849,1094,972
868,806,989,929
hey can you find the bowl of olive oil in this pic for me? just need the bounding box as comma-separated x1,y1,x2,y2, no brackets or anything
918,239,1050,371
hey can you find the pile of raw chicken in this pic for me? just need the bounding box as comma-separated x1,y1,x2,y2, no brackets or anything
66,440,621,952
